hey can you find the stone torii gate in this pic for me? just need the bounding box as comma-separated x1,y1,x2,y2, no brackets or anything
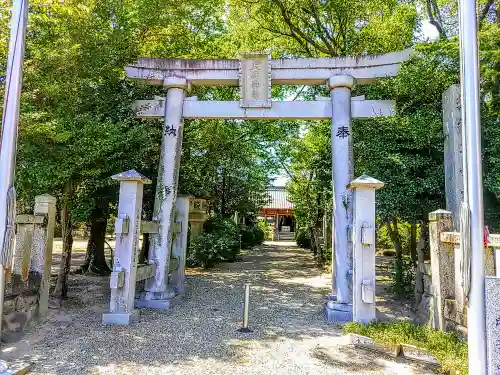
127,50,411,322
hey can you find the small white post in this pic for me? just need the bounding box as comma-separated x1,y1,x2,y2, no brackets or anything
103,170,151,325
348,175,384,324
170,195,190,294
32,194,57,317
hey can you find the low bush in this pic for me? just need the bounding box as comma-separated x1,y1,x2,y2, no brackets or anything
240,224,265,248
389,256,415,300
187,215,241,268
203,216,239,238
295,228,311,248
187,232,240,268
258,220,274,240
375,249,396,257
343,321,468,374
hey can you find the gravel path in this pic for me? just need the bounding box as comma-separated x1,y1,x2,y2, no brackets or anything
4,243,434,375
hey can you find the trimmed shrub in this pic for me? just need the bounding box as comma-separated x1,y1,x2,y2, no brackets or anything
187,232,240,268
203,216,239,238
376,249,396,257
258,220,273,240
240,224,265,248
187,215,241,268
295,228,311,248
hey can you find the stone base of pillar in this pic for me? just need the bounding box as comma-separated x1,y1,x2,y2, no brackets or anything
174,284,185,294
0,360,31,375
135,294,182,310
324,300,353,324
135,288,182,310
102,310,139,325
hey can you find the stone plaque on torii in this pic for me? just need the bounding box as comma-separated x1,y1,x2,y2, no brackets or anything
239,52,271,108
127,49,412,324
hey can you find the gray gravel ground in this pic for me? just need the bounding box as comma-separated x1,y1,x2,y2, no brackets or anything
3,243,434,375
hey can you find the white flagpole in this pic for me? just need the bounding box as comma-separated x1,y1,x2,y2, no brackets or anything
458,0,487,373
0,0,29,338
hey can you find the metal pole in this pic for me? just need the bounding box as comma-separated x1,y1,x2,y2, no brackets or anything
238,284,252,333
458,0,487,373
0,0,29,338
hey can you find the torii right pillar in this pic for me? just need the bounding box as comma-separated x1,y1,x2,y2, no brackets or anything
325,75,356,323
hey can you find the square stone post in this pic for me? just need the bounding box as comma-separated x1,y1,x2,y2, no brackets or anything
141,77,188,307
349,175,384,324
429,209,454,330
443,84,463,230
32,194,56,317
170,195,190,294
12,216,35,281
103,170,151,325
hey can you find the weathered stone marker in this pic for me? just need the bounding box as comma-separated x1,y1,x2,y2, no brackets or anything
428,209,454,330
32,194,57,316
2,195,56,343
443,84,463,230
103,170,151,325
170,195,190,294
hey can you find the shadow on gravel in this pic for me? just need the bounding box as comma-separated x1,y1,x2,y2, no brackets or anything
11,245,430,374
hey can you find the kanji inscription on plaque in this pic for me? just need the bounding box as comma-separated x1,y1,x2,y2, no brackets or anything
239,52,271,108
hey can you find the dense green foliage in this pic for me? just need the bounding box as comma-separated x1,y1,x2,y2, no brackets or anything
295,228,311,249
187,216,241,268
343,321,468,374
187,232,240,268
240,224,265,249
187,215,265,268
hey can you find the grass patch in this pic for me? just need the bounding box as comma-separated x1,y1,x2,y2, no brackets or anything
343,321,468,374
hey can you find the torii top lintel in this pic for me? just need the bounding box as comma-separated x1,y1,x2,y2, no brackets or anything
125,49,413,87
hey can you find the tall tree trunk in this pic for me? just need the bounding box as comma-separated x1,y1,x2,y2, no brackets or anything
220,168,226,216
410,220,417,264
386,218,403,257
53,180,74,300
386,218,404,297
81,217,111,275
309,225,317,255
313,223,324,265
414,219,428,307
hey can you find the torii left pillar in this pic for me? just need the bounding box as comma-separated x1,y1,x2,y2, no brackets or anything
138,77,188,308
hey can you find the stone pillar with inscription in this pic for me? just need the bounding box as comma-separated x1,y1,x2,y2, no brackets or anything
103,170,150,325
443,84,463,230
324,75,355,324
170,195,191,294
139,77,188,308
32,194,57,317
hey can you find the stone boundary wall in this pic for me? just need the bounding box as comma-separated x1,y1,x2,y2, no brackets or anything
2,195,56,343
416,209,500,338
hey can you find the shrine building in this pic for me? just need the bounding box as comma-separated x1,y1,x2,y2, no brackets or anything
259,186,295,241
